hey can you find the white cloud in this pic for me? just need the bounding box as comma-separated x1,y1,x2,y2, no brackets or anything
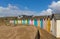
0,4,36,17
38,9,52,16
0,1,60,17
38,1,60,16
49,1,60,13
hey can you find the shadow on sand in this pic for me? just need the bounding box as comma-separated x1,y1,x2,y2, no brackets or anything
35,30,40,39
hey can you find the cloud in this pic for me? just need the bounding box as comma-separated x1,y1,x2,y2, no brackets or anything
0,1,60,17
38,1,60,16
0,4,36,17
38,9,52,16
49,1,60,13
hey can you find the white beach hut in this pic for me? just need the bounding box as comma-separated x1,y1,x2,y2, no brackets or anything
50,14,60,38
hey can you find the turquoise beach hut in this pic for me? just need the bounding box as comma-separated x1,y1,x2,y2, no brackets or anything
14,20,18,25
28,19,30,25
40,19,43,28
27,19,30,25
14,20,15,25
34,19,38,27
22,19,25,24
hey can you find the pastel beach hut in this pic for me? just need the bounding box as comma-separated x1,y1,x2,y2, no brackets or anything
32,19,34,25
14,19,18,25
50,14,60,38
34,19,38,27
29,19,31,25
27,19,30,25
37,19,40,28
10,20,14,25
47,16,51,32
18,20,22,24
40,18,43,29
25,19,28,24
43,18,46,30
50,14,56,37
30,19,33,25
50,17,56,36
43,18,47,30
22,19,25,24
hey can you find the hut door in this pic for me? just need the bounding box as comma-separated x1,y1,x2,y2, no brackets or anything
34,19,37,27
47,18,51,32
38,19,40,27
40,19,43,28
25,20,27,24
31,20,33,25
30,20,33,25
22,20,25,24
14,20,18,25
51,19,56,36
28,19,30,25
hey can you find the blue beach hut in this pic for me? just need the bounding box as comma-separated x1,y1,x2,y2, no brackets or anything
14,20,18,25
22,19,25,24
27,19,30,25
34,19,38,27
40,19,43,28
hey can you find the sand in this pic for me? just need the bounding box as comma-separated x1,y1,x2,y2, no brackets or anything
0,25,37,39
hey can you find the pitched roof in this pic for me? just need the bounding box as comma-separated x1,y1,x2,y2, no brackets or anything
51,14,60,20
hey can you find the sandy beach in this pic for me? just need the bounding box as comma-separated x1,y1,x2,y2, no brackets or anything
0,25,37,39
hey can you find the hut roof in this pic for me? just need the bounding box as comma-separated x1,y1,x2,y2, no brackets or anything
31,16,48,19
18,15,33,20
18,15,50,20
0,16,17,20
51,14,60,20
54,14,60,20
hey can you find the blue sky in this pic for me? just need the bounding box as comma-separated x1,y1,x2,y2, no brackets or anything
0,0,58,12
0,0,60,16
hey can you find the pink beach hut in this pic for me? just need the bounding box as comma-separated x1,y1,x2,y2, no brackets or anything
30,19,33,25
43,18,47,30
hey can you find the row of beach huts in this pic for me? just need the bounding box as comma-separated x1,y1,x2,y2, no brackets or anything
1,14,60,38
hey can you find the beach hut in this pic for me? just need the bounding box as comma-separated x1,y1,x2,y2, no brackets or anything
50,14,57,37
40,19,43,28
44,18,47,30
25,19,28,24
43,18,46,30
14,20,18,25
50,14,60,38
33,20,34,25
30,19,31,25
18,20,22,24
47,17,51,32
34,19,38,27
10,20,14,24
25,19,27,24
37,19,40,28
56,20,60,38
50,18,56,36
29,19,31,25
50,14,56,37
22,19,25,24
27,19,30,25
30,19,33,25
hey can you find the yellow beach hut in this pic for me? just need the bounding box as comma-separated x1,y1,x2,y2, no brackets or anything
25,19,28,24
18,20,22,24
38,19,40,28
47,17,51,32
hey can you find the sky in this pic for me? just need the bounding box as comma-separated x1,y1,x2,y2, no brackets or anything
0,0,60,17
